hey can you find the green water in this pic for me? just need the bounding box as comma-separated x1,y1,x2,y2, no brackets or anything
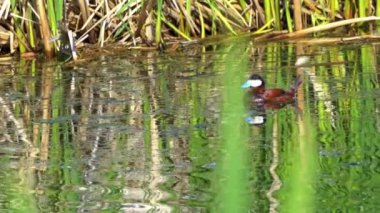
0,40,379,212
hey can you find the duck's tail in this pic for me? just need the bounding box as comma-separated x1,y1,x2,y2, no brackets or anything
290,75,302,95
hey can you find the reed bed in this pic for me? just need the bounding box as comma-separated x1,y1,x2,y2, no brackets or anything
0,0,380,59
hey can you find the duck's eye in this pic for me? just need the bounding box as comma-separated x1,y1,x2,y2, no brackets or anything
247,79,262,87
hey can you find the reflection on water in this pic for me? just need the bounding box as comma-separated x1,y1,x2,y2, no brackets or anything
0,41,379,212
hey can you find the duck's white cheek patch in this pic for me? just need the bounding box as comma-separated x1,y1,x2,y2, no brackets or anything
248,79,262,87
246,116,265,125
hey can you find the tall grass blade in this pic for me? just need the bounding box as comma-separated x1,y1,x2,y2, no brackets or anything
264,0,272,24
359,0,367,17
206,0,237,35
238,0,249,22
54,0,64,22
185,0,191,35
47,0,57,35
10,1,27,53
155,0,163,44
377,0,380,30
330,0,336,20
0,0,10,19
223,0,248,27
197,4,206,38
285,0,293,32
273,0,280,30
26,6,36,49
344,0,352,18
161,16,192,41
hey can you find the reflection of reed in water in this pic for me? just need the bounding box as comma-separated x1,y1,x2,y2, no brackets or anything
40,65,53,162
0,96,31,146
0,53,202,211
144,52,171,212
266,114,281,213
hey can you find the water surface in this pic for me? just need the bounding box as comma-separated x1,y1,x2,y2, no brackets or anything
0,40,379,212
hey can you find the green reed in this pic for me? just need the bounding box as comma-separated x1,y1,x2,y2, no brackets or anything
47,0,58,36
343,0,350,18
377,2,380,32
330,0,336,19
359,0,369,17
285,0,293,32
273,0,281,30
26,6,36,49
155,0,163,44
264,0,272,26
10,0,27,53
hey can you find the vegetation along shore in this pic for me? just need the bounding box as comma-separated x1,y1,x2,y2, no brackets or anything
0,0,380,60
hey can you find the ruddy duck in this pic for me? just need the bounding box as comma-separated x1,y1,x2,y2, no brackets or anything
241,74,302,103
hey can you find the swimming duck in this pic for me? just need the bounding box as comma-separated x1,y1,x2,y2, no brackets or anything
241,74,302,103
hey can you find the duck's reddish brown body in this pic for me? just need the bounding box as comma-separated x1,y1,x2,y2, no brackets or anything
241,74,302,104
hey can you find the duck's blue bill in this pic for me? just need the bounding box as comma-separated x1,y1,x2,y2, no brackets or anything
241,81,251,88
